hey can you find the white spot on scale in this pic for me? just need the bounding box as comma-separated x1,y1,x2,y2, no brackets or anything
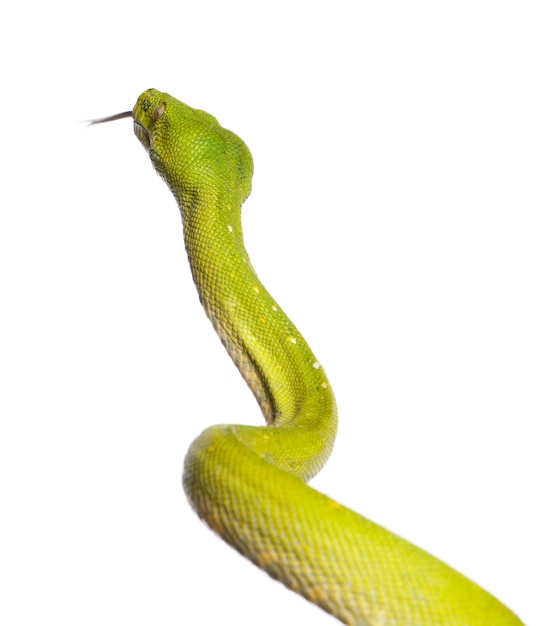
313,362,320,369
287,336,297,344
272,305,278,311
227,225,233,232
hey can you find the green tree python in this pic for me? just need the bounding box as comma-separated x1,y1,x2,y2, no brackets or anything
93,88,524,625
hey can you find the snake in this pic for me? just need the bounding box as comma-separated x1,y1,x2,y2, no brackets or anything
93,88,524,625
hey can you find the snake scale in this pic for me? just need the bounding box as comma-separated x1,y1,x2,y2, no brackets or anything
94,88,524,625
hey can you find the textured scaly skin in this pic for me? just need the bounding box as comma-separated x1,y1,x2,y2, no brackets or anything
131,88,524,625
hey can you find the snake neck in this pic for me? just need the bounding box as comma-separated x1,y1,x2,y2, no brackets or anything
183,198,278,422
179,195,337,441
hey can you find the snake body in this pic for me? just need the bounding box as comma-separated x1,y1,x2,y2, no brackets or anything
129,88,523,625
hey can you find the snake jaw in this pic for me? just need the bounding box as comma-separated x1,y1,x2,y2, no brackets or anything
133,121,150,149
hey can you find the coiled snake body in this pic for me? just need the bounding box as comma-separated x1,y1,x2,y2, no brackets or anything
100,89,524,625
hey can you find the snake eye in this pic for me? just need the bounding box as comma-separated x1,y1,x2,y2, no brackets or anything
153,102,166,122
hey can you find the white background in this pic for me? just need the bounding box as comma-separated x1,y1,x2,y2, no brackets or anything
1,2,548,624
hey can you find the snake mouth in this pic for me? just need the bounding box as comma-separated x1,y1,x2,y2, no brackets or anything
133,120,150,149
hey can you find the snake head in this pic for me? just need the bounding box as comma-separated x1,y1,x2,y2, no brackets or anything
132,88,254,215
